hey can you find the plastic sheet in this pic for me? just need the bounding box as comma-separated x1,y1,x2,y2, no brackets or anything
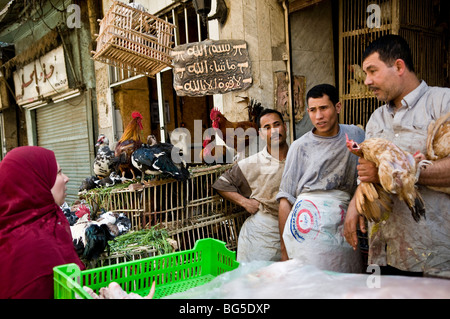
164,259,450,299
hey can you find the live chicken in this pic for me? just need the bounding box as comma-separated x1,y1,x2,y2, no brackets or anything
131,135,190,184
346,134,427,222
203,99,264,161
70,206,132,268
426,112,450,160
423,112,450,194
93,134,116,178
115,111,144,179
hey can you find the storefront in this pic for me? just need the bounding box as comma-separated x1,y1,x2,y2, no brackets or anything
13,46,95,202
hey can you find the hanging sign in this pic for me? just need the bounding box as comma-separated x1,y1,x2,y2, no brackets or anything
171,39,252,97
13,46,69,106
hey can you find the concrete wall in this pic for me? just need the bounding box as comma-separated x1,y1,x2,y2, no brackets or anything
289,0,336,137
219,0,287,122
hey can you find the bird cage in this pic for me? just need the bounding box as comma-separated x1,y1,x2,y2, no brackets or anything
92,1,176,77
339,0,447,127
84,164,248,254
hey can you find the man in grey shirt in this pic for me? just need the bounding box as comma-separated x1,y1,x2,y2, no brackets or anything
277,84,365,273
344,34,450,276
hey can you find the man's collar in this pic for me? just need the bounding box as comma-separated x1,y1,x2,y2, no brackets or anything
387,80,428,111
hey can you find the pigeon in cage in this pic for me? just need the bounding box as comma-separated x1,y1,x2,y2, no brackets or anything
79,175,100,193
94,171,124,188
70,206,120,267
115,213,132,235
93,134,116,178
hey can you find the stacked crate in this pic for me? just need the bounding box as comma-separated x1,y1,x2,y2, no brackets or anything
84,164,248,265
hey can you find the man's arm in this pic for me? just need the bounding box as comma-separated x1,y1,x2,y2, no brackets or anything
417,157,450,187
359,155,450,187
343,196,367,250
278,198,292,261
216,190,260,214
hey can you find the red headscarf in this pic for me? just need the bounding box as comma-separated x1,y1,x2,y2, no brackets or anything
0,146,85,299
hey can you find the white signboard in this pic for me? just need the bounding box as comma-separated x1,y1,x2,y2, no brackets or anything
13,46,69,106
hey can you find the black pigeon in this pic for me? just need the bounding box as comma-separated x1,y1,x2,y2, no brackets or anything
79,175,100,192
94,171,124,188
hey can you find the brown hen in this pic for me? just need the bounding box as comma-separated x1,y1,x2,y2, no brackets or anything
346,134,426,223
424,112,450,194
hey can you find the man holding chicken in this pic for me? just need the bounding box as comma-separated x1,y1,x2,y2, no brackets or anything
344,34,450,276
212,109,289,262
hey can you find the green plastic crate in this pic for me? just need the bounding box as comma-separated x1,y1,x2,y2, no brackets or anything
53,238,239,299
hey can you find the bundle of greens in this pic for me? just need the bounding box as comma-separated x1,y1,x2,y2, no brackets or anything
108,226,174,258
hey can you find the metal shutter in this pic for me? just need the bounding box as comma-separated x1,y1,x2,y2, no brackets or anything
36,94,92,204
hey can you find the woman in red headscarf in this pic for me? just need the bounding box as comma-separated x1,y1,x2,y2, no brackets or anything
0,146,85,299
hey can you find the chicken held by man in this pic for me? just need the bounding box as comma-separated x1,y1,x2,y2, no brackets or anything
115,111,144,180
346,134,429,222
418,112,450,194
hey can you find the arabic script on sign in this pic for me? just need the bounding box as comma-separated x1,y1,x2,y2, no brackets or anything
171,40,252,97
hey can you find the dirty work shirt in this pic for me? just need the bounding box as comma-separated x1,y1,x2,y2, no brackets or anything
365,81,450,273
212,147,286,262
276,124,365,273
276,124,364,204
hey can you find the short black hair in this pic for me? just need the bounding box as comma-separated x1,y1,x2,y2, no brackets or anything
257,109,284,129
306,84,339,106
362,34,415,72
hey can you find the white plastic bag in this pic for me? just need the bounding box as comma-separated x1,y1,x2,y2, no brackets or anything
283,190,363,273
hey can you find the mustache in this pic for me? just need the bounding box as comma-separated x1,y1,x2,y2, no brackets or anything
270,133,283,139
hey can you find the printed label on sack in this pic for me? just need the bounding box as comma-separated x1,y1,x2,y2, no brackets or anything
289,199,321,243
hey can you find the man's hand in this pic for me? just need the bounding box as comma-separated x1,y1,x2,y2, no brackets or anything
278,198,293,261
357,157,379,183
243,198,260,214
216,190,260,214
344,197,366,250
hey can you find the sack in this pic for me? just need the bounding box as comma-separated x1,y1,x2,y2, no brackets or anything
283,190,363,273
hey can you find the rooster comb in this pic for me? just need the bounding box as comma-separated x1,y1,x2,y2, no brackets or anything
210,107,221,120
132,111,143,120
76,205,91,218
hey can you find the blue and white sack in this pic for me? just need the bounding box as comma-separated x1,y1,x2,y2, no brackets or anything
283,190,363,273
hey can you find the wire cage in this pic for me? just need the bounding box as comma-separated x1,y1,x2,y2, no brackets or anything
339,0,447,127
92,1,176,77
84,164,249,263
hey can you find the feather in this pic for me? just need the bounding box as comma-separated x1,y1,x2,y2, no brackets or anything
346,134,425,222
